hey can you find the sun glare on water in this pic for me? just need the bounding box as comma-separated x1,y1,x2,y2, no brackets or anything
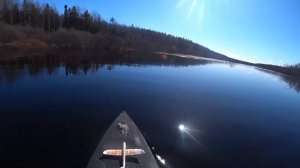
179,124,185,131
178,124,201,144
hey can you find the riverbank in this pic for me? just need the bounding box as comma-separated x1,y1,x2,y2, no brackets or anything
156,52,300,78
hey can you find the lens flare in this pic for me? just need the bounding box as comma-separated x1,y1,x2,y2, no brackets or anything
176,0,186,8
186,0,197,19
177,0,207,26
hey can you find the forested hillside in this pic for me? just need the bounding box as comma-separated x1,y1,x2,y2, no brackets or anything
0,0,299,77
0,0,239,62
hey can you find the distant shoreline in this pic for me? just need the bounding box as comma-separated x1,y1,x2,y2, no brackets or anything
155,52,300,78
0,0,299,78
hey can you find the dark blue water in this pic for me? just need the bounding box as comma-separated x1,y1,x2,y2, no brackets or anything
1,61,300,168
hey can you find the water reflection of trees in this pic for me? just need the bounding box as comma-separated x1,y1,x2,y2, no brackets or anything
0,62,26,83
280,75,300,93
256,68,300,93
0,51,211,83
2,51,299,94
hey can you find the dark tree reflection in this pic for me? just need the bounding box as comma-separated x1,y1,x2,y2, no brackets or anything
0,61,26,83
2,51,299,94
280,75,300,93
256,68,300,94
0,51,211,84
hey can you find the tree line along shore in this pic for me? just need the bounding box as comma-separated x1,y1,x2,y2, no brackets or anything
0,0,299,77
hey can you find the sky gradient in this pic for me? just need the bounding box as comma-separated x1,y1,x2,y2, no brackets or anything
39,0,300,65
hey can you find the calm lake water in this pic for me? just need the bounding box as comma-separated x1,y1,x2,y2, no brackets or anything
1,56,300,168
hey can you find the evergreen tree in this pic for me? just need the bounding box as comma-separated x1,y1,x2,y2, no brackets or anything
83,10,91,31
22,0,29,25
110,17,115,24
69,6,78,28
11,4,20,24
2,0,11,24
62,5,69,28
29,3,39,27
43,3,51,31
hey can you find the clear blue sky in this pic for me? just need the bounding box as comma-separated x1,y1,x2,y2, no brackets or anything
39,0,300,65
